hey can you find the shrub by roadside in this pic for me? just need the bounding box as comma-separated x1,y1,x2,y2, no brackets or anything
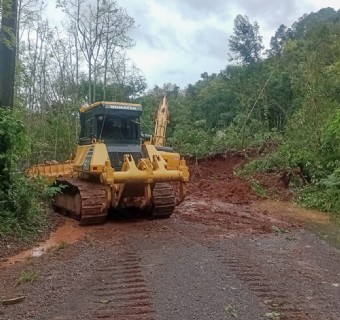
0,108,59,239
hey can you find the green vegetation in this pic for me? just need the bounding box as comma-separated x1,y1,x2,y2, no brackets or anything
249,179,268,198
17,270,38,284
57,240,68,250
225,304,238,318
264,312,281,320
2,2,340,239
140,8,340,216
0,109,60,237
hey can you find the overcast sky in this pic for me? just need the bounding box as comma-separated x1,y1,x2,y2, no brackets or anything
47,0,340,89
111,0,339,89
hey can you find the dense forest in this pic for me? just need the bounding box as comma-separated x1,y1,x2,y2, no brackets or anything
142,8,340,216
1,0,340,235
141,8,340,216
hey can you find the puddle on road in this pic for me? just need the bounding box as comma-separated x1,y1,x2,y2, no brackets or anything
2,219,87,267
308,222,340,249
255,200,340,249
254,200,331,225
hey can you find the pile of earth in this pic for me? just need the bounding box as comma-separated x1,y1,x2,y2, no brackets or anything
177,152,297,235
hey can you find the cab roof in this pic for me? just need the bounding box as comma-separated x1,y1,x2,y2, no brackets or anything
80,101,142,113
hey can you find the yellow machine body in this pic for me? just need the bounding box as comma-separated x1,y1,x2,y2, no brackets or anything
28,99,189,225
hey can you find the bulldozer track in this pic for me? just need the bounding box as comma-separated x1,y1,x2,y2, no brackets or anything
54,177,108,225
170,222,339,320
90,251,155,320
151,183,176,218
169,231,316,319
211,248,326,320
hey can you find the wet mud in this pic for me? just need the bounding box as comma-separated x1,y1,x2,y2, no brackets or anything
2,220,86,267
1,152,340,320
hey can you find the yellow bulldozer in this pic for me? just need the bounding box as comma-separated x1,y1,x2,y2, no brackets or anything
28,96,189,225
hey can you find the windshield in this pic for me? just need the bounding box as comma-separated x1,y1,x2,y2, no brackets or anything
97,115,140,142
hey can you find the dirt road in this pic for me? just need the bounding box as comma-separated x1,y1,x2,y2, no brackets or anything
1,154,340,320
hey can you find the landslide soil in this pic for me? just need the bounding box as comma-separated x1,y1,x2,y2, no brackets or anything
0,153,340,320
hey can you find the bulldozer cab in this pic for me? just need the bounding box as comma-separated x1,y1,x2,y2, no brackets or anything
28,99,189,224
97,116,139,141
79,102,143,145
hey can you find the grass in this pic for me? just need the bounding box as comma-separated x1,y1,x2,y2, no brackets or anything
249,178,268,198
17,270,38,284
57,240,68,250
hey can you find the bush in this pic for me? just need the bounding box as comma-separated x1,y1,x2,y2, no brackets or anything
321,110,340,165
0,108,56,237
0,174,47,236
298,169,340,215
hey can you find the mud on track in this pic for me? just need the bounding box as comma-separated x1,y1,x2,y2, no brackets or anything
0,152,340,320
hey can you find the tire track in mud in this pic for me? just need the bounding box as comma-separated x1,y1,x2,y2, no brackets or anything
173,215,335,319
89,251,155,320
211,247,328,320
185,243,313,318
224,256,312,320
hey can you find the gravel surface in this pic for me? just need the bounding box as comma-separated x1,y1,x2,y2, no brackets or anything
0,216,339,320
0,154,340,320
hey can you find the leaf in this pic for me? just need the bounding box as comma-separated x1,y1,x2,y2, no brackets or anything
225,305,238,318
264,312,281,320
271,225,288,234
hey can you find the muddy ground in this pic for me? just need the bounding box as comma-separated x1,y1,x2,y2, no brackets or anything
0,153,340,320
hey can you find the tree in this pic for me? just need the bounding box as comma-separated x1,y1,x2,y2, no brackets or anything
0,0,18,183
0,0,18,107
228,14,263,65
268,24,287,57
57,0,135,103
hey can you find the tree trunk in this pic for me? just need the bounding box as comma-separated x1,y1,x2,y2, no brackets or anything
0,0,18,190
0,0,18,107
